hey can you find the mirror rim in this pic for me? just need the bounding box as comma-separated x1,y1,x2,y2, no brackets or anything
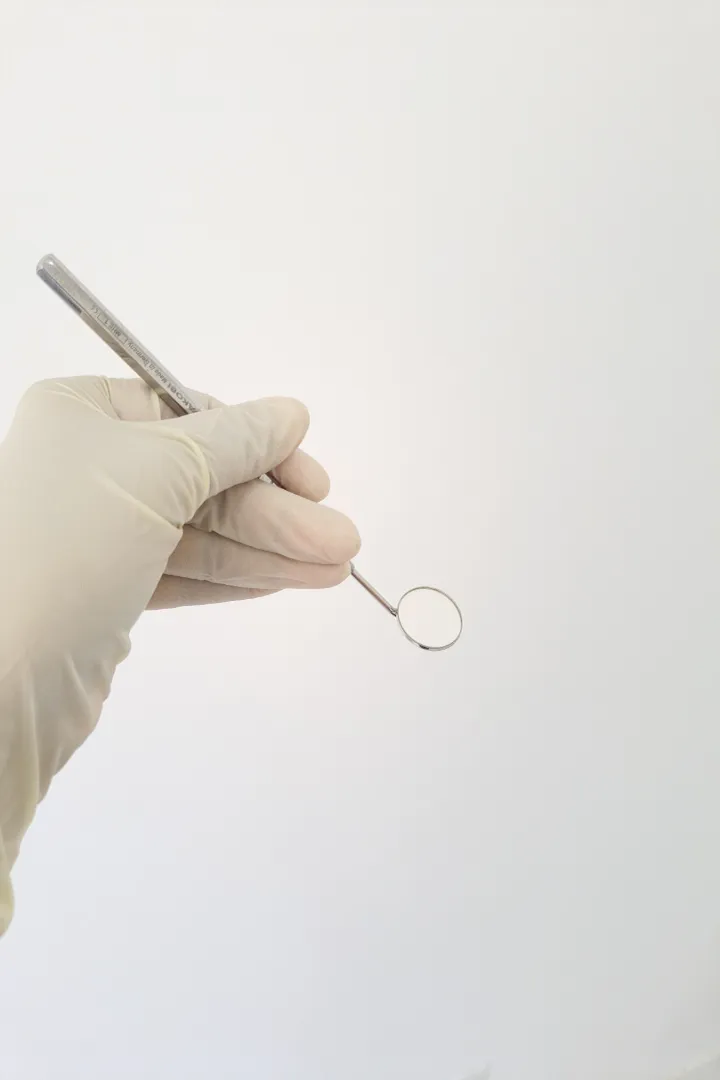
396,585,463,652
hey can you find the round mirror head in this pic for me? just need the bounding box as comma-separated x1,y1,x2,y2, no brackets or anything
396,586,463,651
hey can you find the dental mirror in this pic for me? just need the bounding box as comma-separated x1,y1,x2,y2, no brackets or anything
351,570,463,652
37,254,464,652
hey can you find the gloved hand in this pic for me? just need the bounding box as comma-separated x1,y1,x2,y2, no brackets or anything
0,375,360,934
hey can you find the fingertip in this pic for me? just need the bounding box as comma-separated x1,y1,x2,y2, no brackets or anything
319,512,361,565
195,397,313,491
266,396,310,439
272,449,331,502
300,562,353,589
346,525,362,561
329,520,361,563
337,561,353,584
307,465,331,502
255,397,311,467
327,562,353,587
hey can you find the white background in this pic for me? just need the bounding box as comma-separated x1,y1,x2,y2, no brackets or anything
1,3,719,1079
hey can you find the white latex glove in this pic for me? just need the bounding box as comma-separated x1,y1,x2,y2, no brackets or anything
0,376,360,935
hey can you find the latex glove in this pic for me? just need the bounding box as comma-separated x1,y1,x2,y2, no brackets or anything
0,376,360,935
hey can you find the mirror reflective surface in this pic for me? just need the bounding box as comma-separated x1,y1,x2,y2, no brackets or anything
396,586,463,651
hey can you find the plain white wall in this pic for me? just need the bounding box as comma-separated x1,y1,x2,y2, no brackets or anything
0,3,719,1079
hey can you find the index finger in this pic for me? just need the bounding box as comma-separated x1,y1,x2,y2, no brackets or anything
107,378,331,502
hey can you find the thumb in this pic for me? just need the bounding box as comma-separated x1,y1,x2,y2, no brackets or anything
162,397,310,496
